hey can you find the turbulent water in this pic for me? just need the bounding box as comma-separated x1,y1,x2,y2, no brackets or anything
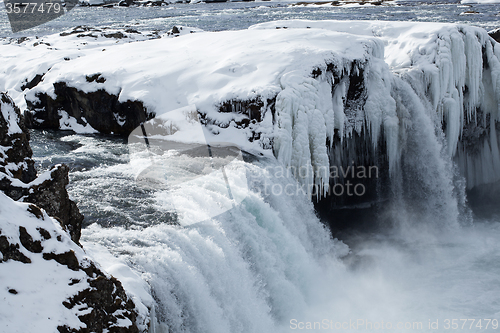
19,2,500,332
28,123,500,333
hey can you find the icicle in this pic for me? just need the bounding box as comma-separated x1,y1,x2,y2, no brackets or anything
332,80,346,142
364,57,399,173
463,29,483,122
273,71,331,198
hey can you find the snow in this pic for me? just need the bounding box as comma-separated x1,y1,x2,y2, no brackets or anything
253,20,500,188
462,0,500,3
0,98,22,135
59,110,98,134
0,192,90,333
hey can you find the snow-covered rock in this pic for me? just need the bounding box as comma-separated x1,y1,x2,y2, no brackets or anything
0,92,84,243
490,28,500,43
0,92,147,332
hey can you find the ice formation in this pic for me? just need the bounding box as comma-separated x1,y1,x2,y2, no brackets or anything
254,20,500,190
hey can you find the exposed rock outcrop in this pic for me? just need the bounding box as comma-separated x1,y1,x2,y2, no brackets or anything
25,82,153,136
0,93,36,183
0,193,140,333
489,28,500,43
0,92,84,243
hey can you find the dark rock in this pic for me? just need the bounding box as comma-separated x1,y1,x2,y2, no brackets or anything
171,26,180,34
104,32,126,39
24,164,84,244
0,235,31,263
58,274,139,333
60,26,102,37
489,28,500,43
125,28,141,34
37,227,52,240
0,93,37,183
19,226,43,253
28,204,44,219
0,165,84,244
43,250,80,271
1,200,141,332
0,93,84,243
140,0,165,5
25,82,154,136
86,73,106,83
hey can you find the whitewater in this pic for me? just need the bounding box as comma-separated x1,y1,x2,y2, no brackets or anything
0,1,497,332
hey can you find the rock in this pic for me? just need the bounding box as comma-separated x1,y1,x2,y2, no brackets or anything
0,93,37,183
0,193,141,332
0,93,144,330
489,28,500,43
25,82,154,136
24,164,84,244
0,92,84,244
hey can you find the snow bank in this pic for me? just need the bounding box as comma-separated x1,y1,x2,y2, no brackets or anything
0,192,90,332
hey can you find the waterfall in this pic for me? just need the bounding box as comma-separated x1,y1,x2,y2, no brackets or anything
69,21,500,333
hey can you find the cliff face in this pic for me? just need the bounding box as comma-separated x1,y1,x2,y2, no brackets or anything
0,92,84,243
0,92,142,332
0,93,36,183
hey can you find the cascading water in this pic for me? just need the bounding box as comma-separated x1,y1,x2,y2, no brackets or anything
24,19,500,333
